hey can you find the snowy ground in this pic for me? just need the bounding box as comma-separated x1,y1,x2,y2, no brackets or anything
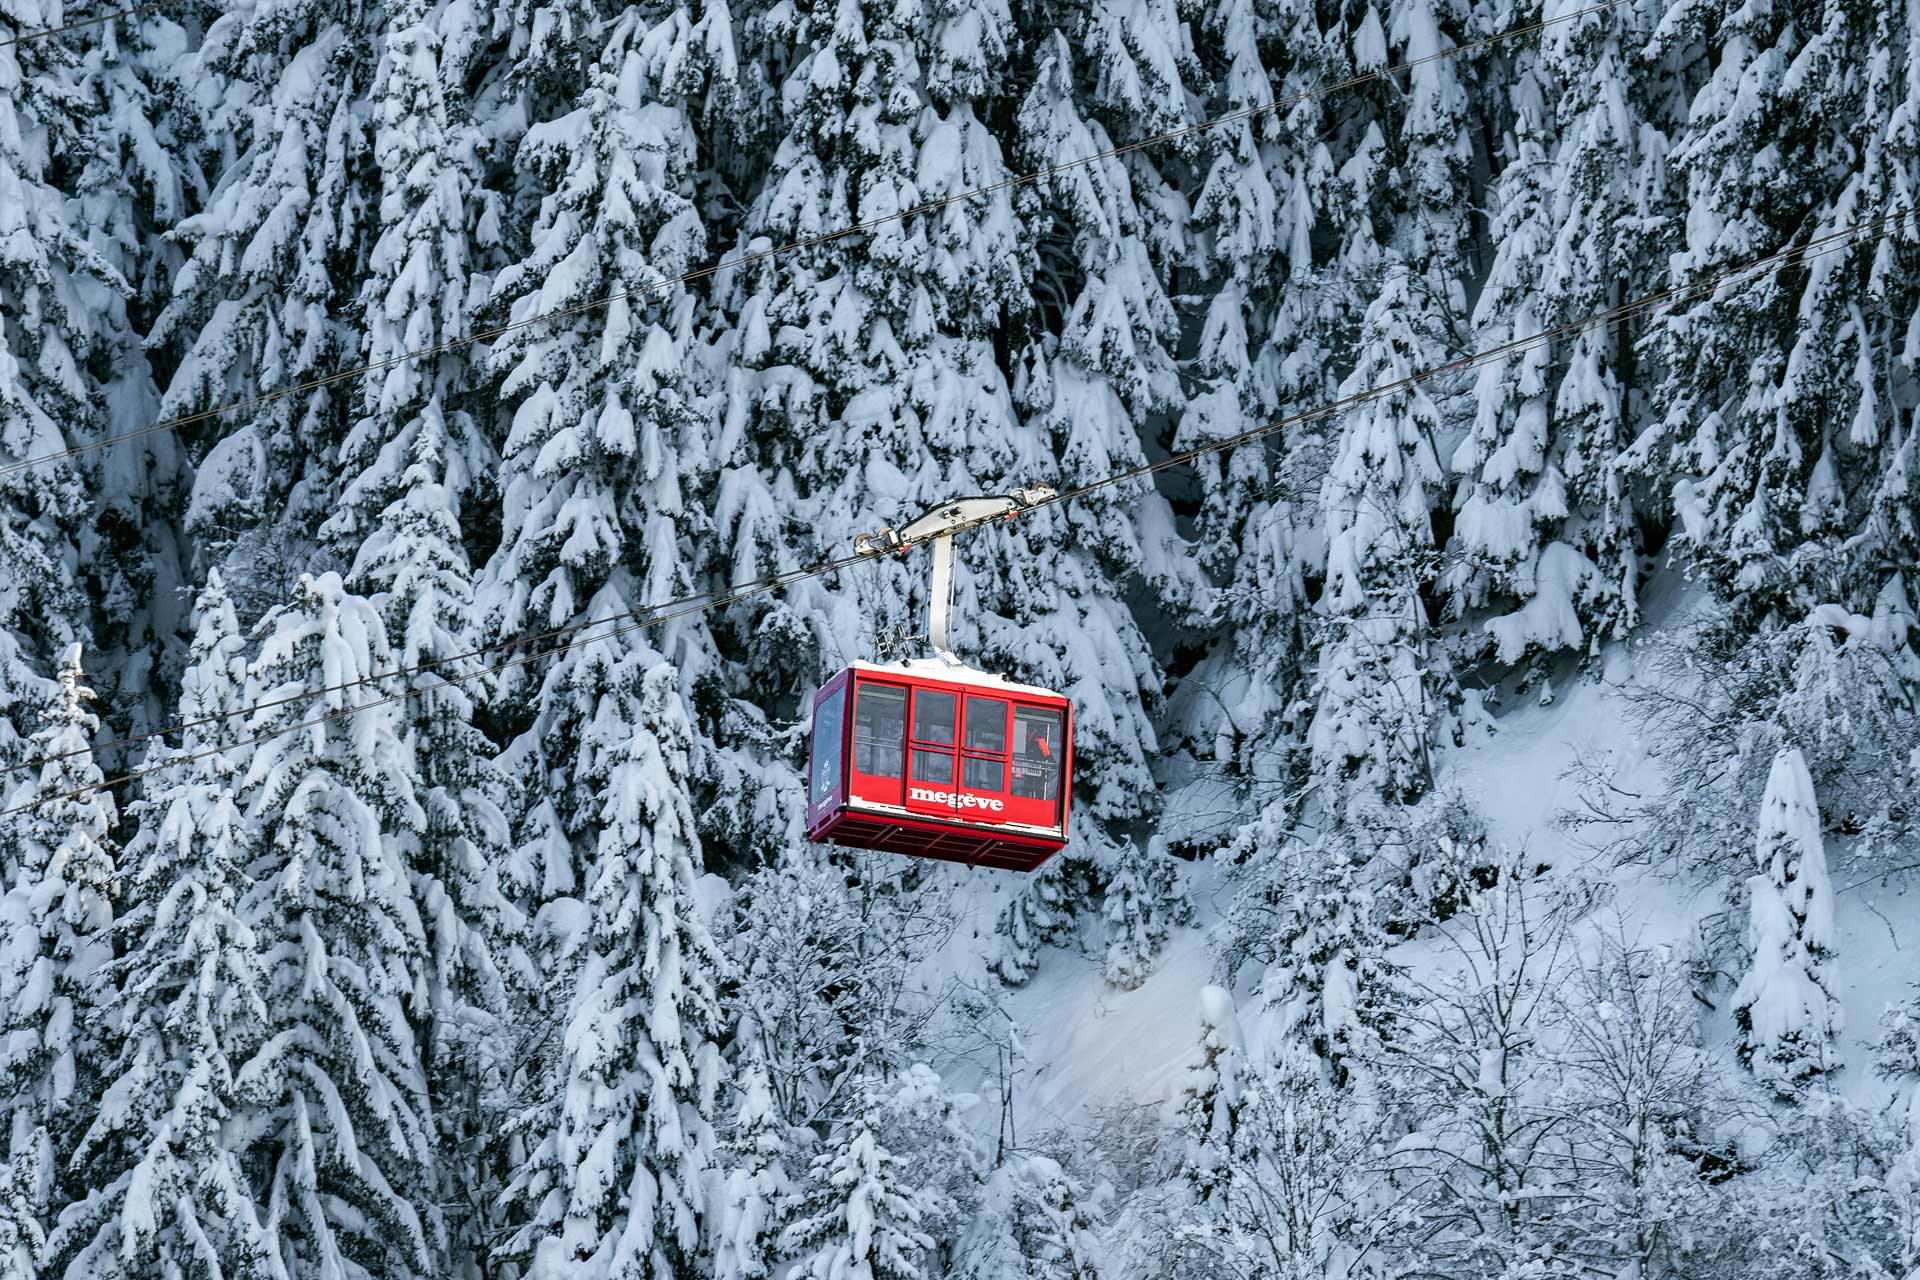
937,582,1914,1147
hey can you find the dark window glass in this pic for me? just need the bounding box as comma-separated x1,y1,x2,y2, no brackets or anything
964,696,1008,753
963,756,1006,792
810,687,846,803
1011,706,1063,802
911,748,954,785
912,688,957,745
853,684,906,779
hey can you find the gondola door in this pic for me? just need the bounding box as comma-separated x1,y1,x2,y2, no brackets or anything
847,679,908,813
958,694,1011,818
904,684,961,821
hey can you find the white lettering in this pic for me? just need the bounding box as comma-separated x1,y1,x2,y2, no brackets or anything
907,786,1006,813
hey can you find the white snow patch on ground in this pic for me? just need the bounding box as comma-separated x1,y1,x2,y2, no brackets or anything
932,858,1231,1139
999,869,1226,1137
936,573,1910,1140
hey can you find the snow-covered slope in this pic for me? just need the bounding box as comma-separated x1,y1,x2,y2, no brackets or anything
947,600,1911,1143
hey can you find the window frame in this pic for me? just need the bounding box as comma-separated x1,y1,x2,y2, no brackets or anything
1003,702,1067,830
809,684,848,806
847,678,911,809
958,694,1012,810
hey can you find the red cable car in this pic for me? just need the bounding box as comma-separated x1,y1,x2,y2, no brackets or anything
804,489,1073,872
805,660,1072,871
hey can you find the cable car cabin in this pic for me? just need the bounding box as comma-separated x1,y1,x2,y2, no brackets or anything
806,660,1072,872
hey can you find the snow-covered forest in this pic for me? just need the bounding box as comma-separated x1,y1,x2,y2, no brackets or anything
1,0,1918,1273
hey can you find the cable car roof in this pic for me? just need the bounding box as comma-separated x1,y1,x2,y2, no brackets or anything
845,658,1065,702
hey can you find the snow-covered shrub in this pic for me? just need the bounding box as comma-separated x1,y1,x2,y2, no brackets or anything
1596,597,1919,876
1731,749,1842,1098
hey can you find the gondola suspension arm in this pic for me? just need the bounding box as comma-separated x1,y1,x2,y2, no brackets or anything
853,486,1057,660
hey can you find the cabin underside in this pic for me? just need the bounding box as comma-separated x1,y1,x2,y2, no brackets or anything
810,805,1063,872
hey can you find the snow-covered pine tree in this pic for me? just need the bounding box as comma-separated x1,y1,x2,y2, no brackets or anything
1450,0,1683,680
0,4,113,776
229,572,439,1277
326,5,526,1260
154,3,378,599
714,1044,794,1280
70,6,196,740
1172,0,1330,815
500,662,728,1279
348,430,524,1267
1450,48,1597,678
1777,593,1920,859
1732,746,1842,1097
45,574,279,1280
779,1073,936,1280
0,1145,44,1280
1177,1039,1397,1279
1003,27,1193,789
1177,985,1247,1210
1648,0,1918,623
985,30,1204,983
711,0,1034,681
477,4,768,869
864,1062,981,1248
322,0,492,562
952,1154,1103,1280
1307,0,1483,813
988,853,1090,986
1309,273,1453,811
0,647,116,1232
1016,1157,1103,1280
1219,809,1415,1088
1100,836,1187,990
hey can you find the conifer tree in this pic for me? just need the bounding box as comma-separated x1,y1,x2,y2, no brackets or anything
1173,0,1396,828
953,1155,1103,1280
1648,0,1917,620
1451,0,1678,674
1178,986,1247,1210
0,1148,44,1280
349,426,525,1268
715,0,1035,676
779,1075,935,1280
1450,56,1592,673
990,856,1091,985
1100,838,1185,989
480,5,724,668
1732,747,1842,1096
1221,815,1412,1088
231,572,439,1277
71,5,195,735
992,32,1198,978
477,4,770,873
0,6,111,767
1307,0,1480,813
715,1046,794,1280
322,0,492,561
46,575,278,1280
501,663,728,1279
0,647,117,1228
1310,276,1453,811
326,9,530,1255
154,4,378,589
